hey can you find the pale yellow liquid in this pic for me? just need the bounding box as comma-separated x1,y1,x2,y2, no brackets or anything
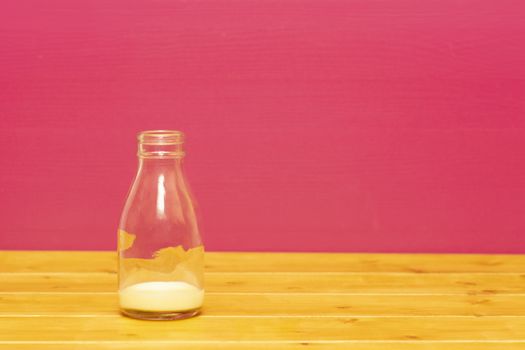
119,281,204,312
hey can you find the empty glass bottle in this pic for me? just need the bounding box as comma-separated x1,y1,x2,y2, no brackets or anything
118,130,204,320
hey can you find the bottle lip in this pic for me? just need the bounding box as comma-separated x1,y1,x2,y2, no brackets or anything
137,130,185,145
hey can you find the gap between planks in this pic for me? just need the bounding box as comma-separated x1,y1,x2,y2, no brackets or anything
3,271,525,275
4,340,525,343
4,292,525,296
2,315,525,318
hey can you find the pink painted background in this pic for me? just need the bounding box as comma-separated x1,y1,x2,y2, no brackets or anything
1,0,524,252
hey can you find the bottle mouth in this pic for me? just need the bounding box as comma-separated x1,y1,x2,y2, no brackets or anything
137,130,185,158
138,130,185,145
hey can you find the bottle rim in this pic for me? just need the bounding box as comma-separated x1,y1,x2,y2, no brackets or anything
137,130,185,145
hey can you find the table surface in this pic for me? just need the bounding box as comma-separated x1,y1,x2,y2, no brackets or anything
1,251,525,349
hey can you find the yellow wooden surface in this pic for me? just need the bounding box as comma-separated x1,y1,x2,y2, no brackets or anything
1,251,525,349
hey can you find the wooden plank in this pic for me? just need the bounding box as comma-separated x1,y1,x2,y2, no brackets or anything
0,251,117,273
2,251,525,273
2,316,525,341
206,253,525,273
1,272,525,294
2,343,525,350
1,293,525,317
2,252,525,349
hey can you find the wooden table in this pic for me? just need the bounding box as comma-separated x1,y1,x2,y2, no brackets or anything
1,251,525,349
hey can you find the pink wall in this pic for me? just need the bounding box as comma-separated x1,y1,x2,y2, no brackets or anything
1,0,524,252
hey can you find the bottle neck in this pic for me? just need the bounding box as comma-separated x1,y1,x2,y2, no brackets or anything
138,158,184,173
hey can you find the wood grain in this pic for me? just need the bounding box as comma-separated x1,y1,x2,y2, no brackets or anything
1,272,524,294
2,251,525,349
1,293,525,316
0,251,117,273
3,251,525,273
2,316,525,341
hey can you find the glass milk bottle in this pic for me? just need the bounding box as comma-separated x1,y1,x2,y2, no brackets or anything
118,130,204,320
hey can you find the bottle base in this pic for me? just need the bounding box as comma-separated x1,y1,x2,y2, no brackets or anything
121,308,201,320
